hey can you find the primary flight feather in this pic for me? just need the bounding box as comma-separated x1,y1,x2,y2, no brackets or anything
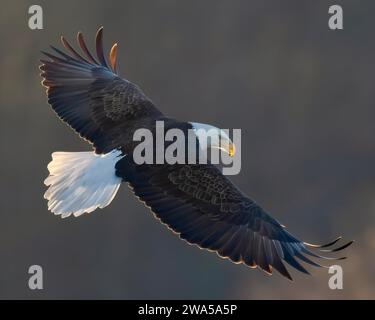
40,27,352,281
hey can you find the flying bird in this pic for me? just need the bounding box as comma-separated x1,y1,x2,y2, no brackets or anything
40,27,353,281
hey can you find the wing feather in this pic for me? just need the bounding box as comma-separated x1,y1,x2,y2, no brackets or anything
95,27,109,68
77,31,99,64
40,27,163,153
61,36,91,64
117,157,353,280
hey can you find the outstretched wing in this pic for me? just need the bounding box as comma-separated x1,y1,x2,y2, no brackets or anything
117,157,353,281
40,27,163,153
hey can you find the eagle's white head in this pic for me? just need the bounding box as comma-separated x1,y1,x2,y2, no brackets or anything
190,122,235,157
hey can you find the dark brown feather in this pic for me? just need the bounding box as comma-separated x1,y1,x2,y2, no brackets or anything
40,27,163,153
61,36,90,64
109,43,118,73
77,31,99,64
95,27,109,68
116,158,353,281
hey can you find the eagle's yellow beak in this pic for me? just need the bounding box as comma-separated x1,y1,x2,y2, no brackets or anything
228,143,236,157
219,141,236,157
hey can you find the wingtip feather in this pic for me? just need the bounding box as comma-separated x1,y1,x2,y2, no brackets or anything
95,27,109,68
77,31,98,64
109,43,118,73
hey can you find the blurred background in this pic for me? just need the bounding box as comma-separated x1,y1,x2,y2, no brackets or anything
0,0,374,299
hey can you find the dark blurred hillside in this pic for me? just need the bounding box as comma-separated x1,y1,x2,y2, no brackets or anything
0,0,374,299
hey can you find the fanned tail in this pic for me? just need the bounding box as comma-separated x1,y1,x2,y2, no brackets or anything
44,150,123,218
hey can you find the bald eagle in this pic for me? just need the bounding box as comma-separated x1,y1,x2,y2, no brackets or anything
40,27,352,281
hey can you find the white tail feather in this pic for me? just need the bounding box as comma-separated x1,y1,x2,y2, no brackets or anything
44,150,123,218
